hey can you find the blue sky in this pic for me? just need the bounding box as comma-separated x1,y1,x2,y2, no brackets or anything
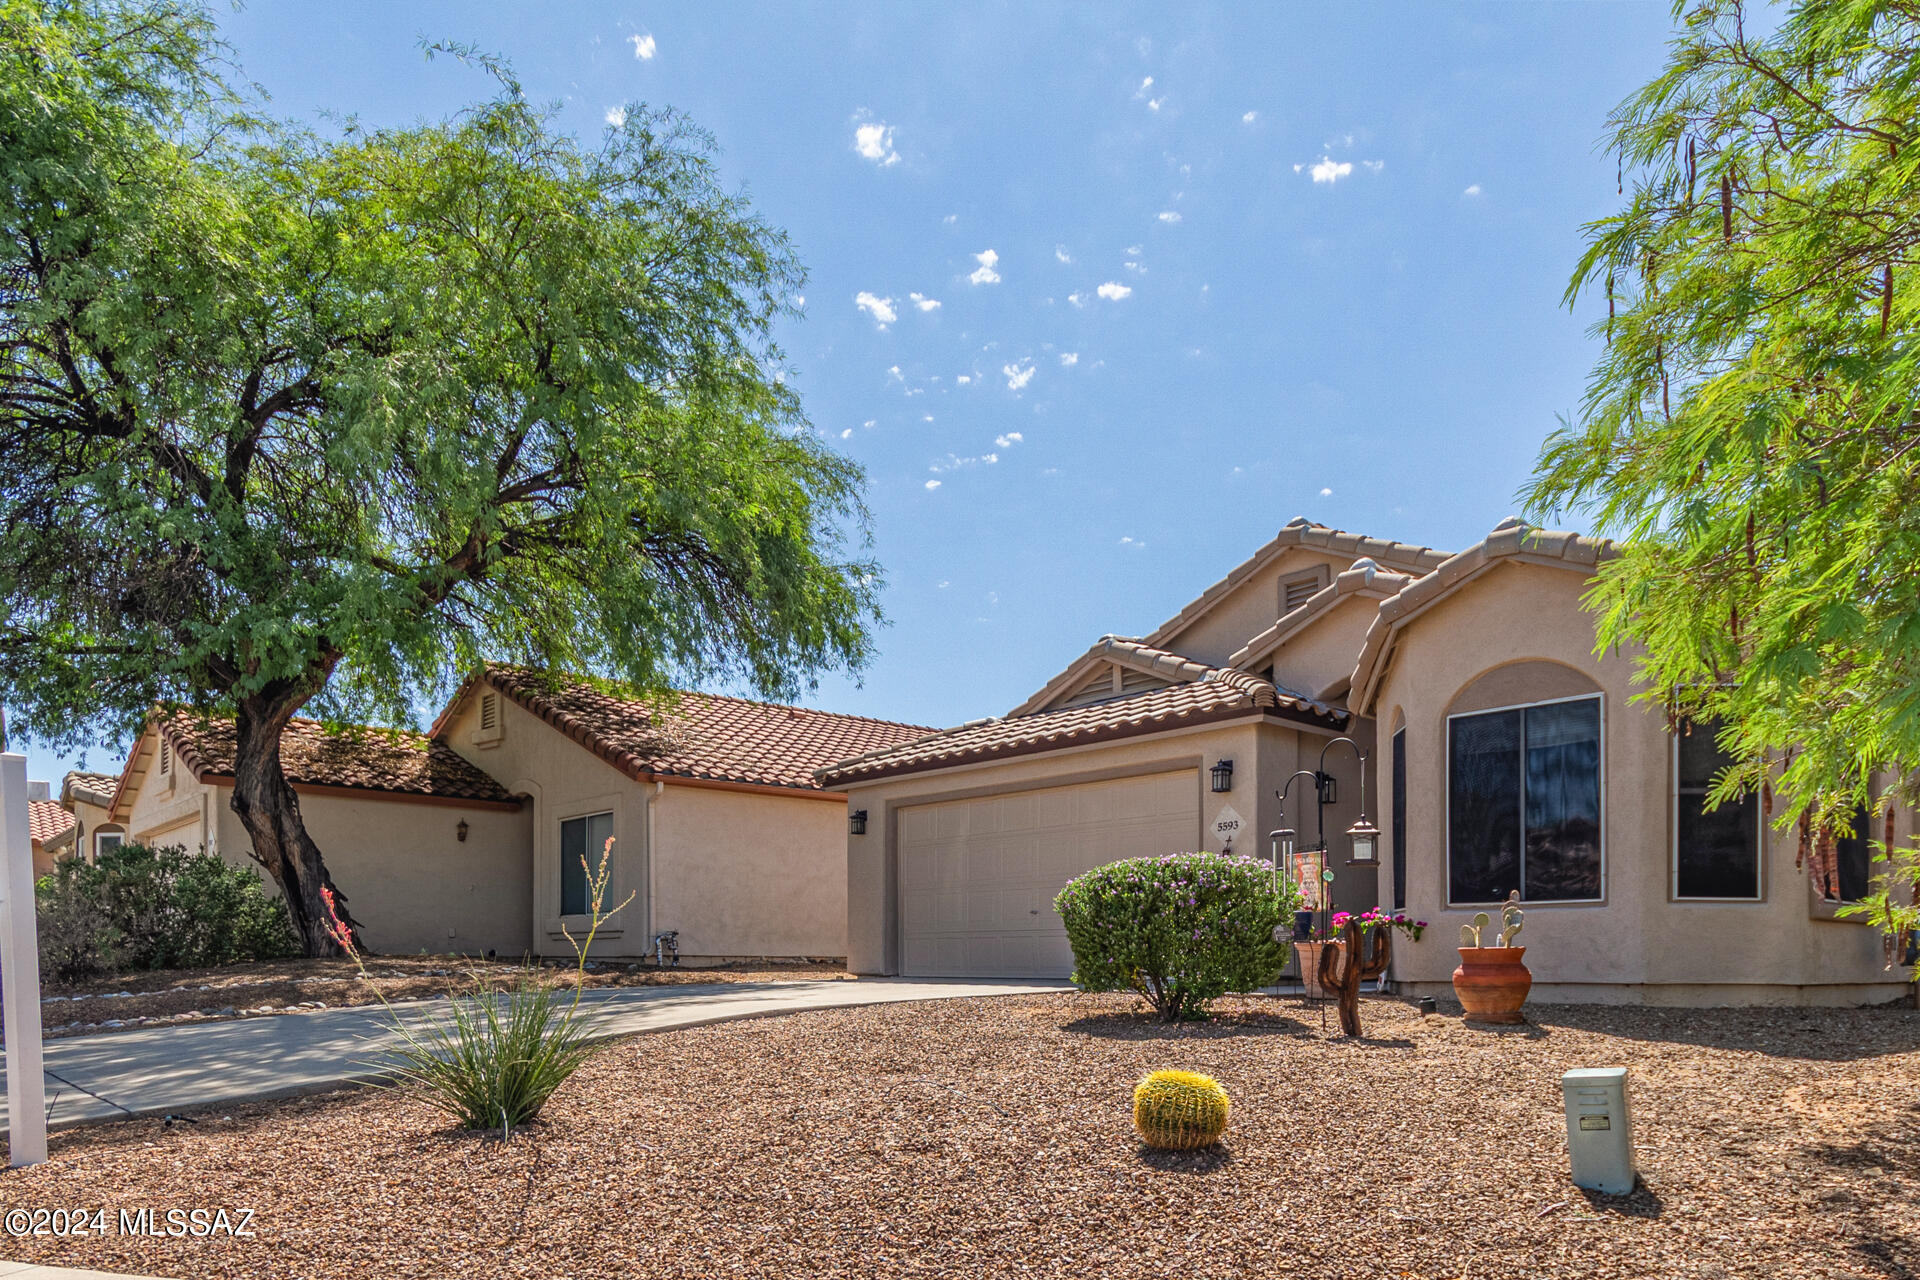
19,2,1679,782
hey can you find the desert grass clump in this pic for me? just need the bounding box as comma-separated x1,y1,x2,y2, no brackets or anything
324,836,632,1134
1132,1069,1230,1150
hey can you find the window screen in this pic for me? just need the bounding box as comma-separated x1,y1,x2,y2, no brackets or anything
1833,804,1874,902
1674,726,1760,899
560,811,614,916
1448,697,1602,903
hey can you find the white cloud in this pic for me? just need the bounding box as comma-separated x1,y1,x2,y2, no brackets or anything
1463,183,1483,197
1242,110,1258,124
886,365,904,382
629,33,656,60
1096,281,1132,301
1059,352,1079,367
969,249,1001,285
956,374,972,385
1055,245,1073,264
942,213,958,225
1126,244,1143,256
1361,159,1385,173
1157,211,1182,223
994,432,1023,447
908,292,941,312
1003,360,1036,392
982,452,999,464
1119,535,1146,549
1147,97,1163,112
854,121,900,167
1319,487,1333,497
854,292,897,327
604,106,627,128
925,479,942,490
1067,291,1088,308
839,428,853,439
862,419,876,429
1300,156,1354,184
1136,76,1154,95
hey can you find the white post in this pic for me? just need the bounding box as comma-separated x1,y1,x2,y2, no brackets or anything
0,754,48,1165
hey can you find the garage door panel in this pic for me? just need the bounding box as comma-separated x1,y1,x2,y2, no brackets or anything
897,770,1199,979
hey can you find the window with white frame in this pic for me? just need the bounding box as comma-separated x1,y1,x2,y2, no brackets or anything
94,831,124,859
1447,694,1603,903
559,812,614,916
1672,725,1762,900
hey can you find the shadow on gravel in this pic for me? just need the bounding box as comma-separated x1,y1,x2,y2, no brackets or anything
1136,1144,1233,1175
1578,1180,1665,1219
1520,1001,1920,1062
1062,1012,1312,1041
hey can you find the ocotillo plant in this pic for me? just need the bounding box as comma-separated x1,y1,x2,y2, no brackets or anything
1317,916,1393,1037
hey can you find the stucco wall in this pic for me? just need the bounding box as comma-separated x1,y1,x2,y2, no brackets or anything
1159,549,1353,668
122,749,533,958
1371,559,1907,1004
650,784,847,959
842,716,1354,975
441,689,651,958
1267,593,1384,702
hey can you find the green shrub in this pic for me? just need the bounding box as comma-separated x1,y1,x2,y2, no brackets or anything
382,977,600,1131
35,843,297,978
1054,851,1298,1021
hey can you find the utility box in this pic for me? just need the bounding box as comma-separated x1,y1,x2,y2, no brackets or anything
1561,1067,1634,1194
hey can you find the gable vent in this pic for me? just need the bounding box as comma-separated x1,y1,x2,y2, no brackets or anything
1281,569,1326,615
472,690,504,747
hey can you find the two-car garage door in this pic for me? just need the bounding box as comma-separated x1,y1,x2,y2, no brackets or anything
897,770,1200,978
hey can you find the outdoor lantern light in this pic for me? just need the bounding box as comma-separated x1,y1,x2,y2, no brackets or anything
1317,772,1338,805
849,809,868,836
1210,759,1234,793
1346,817,1380,866
455,819,469,843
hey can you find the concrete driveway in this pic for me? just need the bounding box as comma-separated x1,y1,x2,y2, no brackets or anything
1,978,1068,1129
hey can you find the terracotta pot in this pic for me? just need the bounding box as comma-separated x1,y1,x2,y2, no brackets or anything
1294,941,1340,999
1452,946,1531,1024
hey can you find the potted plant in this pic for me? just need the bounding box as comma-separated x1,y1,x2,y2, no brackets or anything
1295,910,1428,1002
1452,891,1531,1024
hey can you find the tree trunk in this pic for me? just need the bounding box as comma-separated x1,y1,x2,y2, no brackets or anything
227,688,361,957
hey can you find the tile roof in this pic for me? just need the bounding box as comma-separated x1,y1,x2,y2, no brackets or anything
466,666,936,793
27,799,75,850
61,771,119,809
1142,517,1453,650
819,658,1344,786
154,711,518,805
1227,556,1418,670
1349,518,1617,713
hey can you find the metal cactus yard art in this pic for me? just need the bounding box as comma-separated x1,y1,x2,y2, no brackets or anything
1318,916,1393,1038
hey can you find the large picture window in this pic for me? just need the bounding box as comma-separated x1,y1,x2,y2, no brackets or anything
1448,695,1602,903
1830,804,1874,903
1673,726,1761,900
560,811,614,916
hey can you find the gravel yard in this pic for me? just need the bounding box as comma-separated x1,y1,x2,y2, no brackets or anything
3,991,1916,1279
27,956,850,1039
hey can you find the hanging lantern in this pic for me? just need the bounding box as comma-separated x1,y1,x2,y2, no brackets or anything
1346,817,1381,866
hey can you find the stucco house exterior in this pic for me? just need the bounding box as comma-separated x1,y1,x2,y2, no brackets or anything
58,771,122,860
26,798,76,877
103,667,930,963
822,517,1912,1006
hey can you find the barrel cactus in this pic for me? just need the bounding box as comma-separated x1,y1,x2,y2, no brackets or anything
1132,1069,1230,1150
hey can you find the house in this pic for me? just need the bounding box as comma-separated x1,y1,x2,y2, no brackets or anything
26,798,76,877
59,771,122,860
102,667,931,962
823,517,1912,1006
428,666,932,963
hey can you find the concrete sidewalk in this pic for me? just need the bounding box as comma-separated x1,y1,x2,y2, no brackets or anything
1,978,1066,1129
0,1263,165,1279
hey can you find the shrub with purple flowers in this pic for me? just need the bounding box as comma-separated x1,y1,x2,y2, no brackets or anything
1054,852,1300,1022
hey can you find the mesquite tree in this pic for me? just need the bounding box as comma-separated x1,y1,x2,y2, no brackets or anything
1525,0,1920,971
0,3,878,954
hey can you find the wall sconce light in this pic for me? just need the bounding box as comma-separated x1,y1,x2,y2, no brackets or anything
1210,759,1234,793
849,809,868,836
455,819,469,843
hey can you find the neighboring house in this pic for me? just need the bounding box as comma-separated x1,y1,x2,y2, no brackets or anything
99,667,930,964
107,712,532,957
59,771,122,860
26,799,76,877
429,666,932,964
822,517,1912,1006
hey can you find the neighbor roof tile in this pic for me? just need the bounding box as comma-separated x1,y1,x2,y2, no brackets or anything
156,712,517,804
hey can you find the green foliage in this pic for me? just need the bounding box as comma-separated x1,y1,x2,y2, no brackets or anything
379,977,601,1132
35,843,297,980
1523,1,1920,960
1132,1069,1231,1150
1054,852,1298,1022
